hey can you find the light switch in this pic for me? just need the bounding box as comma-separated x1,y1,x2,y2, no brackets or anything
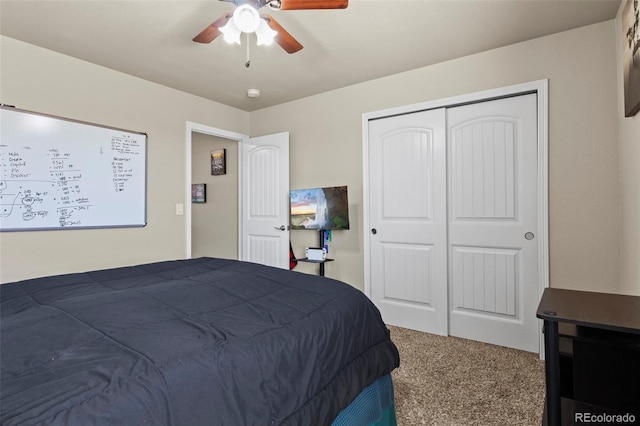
176,203,184,215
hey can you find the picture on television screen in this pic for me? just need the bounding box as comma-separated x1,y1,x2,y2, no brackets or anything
290,186,350,230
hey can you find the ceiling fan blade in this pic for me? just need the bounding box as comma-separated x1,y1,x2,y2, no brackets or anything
277,0,348,10
262,14,303,54
192,12,233,43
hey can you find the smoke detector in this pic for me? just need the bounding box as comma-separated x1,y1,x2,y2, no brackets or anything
247,88,261,98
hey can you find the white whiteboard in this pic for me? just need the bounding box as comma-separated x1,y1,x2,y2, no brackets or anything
0,106,147,231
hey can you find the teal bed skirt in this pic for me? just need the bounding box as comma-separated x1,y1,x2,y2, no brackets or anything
331,374,397,426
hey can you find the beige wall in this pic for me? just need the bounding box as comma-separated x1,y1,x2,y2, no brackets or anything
252,21,621,293
191,134,238,260
0,20,626,295
0,36,249,283
616,2,640,296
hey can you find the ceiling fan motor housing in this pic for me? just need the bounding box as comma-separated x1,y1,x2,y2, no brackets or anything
231,0,277,10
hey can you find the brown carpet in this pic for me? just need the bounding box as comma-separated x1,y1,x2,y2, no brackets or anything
388,325,546,425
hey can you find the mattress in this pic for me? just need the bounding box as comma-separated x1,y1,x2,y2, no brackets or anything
0,257,399,425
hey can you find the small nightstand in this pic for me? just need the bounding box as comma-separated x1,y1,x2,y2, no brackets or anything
537,288,640,426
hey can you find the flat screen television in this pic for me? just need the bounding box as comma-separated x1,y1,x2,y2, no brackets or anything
290,185,350,230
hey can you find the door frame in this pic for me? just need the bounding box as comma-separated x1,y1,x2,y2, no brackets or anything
362,79,549,356
185,122,248,260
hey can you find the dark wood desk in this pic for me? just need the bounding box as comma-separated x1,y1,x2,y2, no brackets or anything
536,288,640,426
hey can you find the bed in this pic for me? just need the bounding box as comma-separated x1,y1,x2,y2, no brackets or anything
0,257,399,425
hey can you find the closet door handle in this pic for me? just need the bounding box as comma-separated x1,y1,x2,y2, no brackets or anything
274,225,286,231
524,232,535,240
371,228,377,235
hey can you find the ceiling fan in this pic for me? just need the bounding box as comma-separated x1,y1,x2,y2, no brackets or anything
193,0,348,54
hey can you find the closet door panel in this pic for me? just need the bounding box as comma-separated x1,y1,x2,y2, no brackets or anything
448,94,539,352
368,109,448,336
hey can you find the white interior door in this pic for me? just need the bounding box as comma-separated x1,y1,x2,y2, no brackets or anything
368,109,448,335
447,94,539,352
241,132,290,269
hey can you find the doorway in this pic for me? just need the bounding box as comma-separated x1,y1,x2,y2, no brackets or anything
186,122,247,261
185,123,290,269
191,132,238,259
363,81,548,354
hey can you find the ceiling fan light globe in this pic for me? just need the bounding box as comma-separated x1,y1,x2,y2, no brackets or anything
256,19,277,46
220,20,241,44
233,4,260,33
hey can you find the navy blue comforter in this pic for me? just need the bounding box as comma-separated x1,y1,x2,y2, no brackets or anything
0,258,399,425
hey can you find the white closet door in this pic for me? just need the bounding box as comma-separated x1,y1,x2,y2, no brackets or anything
368,109,448,335
447,94,539,352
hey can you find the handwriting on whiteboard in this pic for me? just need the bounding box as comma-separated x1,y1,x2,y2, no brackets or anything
0,134,142,228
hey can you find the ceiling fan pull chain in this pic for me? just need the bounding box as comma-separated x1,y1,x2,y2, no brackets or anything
245,33,251,68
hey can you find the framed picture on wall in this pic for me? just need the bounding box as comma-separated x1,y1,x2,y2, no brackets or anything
192,183,206,203
211,149,226,175
623,0,640,117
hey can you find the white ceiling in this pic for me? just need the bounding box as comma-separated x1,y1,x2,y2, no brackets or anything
0,0,621,112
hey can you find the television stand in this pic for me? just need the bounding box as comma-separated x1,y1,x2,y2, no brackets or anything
294,257,334,277
294,230,334,277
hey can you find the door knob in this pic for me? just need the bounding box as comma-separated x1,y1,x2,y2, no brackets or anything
524,232,535,240
274,225,286,231
371,228,377,235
